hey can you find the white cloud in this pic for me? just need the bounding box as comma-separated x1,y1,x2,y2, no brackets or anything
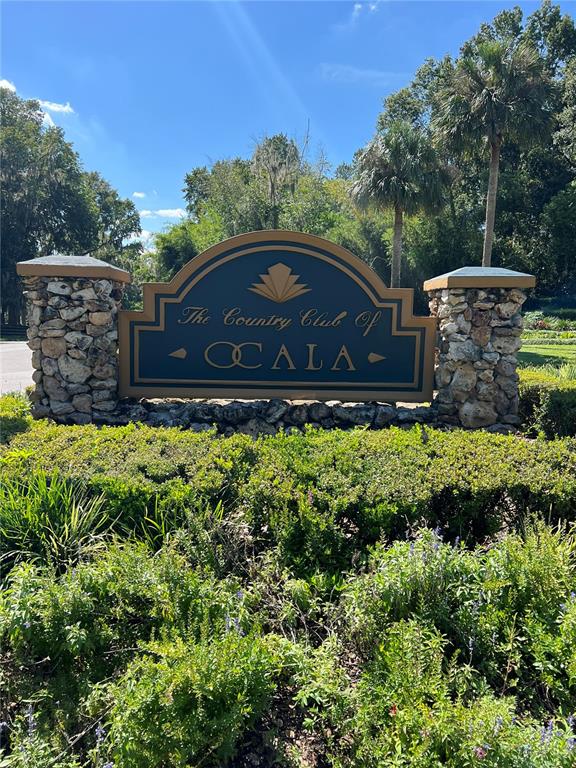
139,208,186,219
157,208,186,218
39,99,74,114
132,191,146,199
320,63,403,88
42,112,56,128
0,79,16,92
352,2,363,22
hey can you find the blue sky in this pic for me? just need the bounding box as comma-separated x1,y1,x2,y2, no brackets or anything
2,0,574,243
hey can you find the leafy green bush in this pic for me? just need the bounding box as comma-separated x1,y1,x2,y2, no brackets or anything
519,370,576,437
341,527,576,715
3,424,576,575
0,392,31,444
107,634,281,767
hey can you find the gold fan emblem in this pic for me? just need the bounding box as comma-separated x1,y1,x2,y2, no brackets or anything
248,262,311,303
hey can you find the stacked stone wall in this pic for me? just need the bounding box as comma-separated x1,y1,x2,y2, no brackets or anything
427,286,527,428
22,275,124,424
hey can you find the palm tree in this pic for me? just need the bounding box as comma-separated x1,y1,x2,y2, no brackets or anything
351,122,447,287
434,40,552,267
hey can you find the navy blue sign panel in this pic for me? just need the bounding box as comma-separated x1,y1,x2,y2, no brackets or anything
119,231,436,401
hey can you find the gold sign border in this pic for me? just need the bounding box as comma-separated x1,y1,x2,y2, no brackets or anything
119,230,437,402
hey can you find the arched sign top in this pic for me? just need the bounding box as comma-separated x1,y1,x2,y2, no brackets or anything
119,230,436,402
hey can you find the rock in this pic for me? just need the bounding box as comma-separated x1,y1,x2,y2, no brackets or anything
495,374,518,398
67,383,91,395
459,400,498,428
43,376,68,400
471,310,491,327
50,400,75,416
47,281,71,295
93,363,115,380
39,336,65,359
71,394,92,413
223,401,260,424
65,332,93,350
238,418,277,437
287,404,308,425
472,301,495,310
69,412,92,425
482,352,500,364
94,279,113,296
27,337,42,351
88,311,113,326
502,414,522,425
58,355,92,384
333,403,375,426
71,287,97,301
86,323,108,337
31,404,51,418
41,357,60,377
60,306,87,322
28,304,43,325
308,402,331,422
476,380,498,401
264,399,289,423
449,365,477,402
396,406,433,423
68,348,87,360
40,329,67,338
40,318,66,330
90,377,117,390
496,359,516,378
496,301,520,319
492,335,522,355
447,340,481,362
92,400,117,412
478,369,494,383
93,389,115,402
470,326,491,347
373,404,396,426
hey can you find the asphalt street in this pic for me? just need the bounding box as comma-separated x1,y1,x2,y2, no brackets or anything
0,341,33,394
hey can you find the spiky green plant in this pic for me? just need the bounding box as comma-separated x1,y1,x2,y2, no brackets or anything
0,471,112,574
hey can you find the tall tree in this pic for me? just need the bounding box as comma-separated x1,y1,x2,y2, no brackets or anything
434,39,552,267
252,134,301,229
351,122,447,287
0,87,141,322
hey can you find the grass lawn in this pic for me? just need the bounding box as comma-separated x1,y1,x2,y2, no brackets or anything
518,343,576,367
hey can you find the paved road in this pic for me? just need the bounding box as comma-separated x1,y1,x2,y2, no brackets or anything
0,341,33,394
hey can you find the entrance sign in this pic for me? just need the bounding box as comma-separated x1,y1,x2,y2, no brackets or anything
119,231,436,401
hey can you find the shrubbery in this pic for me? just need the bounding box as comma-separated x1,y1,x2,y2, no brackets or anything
519,367,576,438
2,396,576,765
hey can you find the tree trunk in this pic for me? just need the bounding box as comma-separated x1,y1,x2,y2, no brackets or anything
482,139,501,268
391,204,403,288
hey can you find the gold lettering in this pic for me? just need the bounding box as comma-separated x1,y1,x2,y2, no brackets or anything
300,309,348,328
355,310,382,337
271,344,296,370
331,345,356,371
305,343,323,371
204,341,263,369
178,306,210,325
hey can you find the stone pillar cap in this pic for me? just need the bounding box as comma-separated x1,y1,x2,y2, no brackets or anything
423,266,535,291
17,254,131,284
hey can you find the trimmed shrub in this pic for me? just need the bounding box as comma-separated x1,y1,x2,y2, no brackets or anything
106,634,281,767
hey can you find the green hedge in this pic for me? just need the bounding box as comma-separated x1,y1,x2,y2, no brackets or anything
519,370,576,438
2,418,576,575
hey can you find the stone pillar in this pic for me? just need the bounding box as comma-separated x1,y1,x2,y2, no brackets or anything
424,267,535,431
16,255,130,424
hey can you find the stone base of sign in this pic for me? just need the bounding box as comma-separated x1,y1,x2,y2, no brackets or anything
21,273,125,423
79,397,517,436
426,283,529,429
